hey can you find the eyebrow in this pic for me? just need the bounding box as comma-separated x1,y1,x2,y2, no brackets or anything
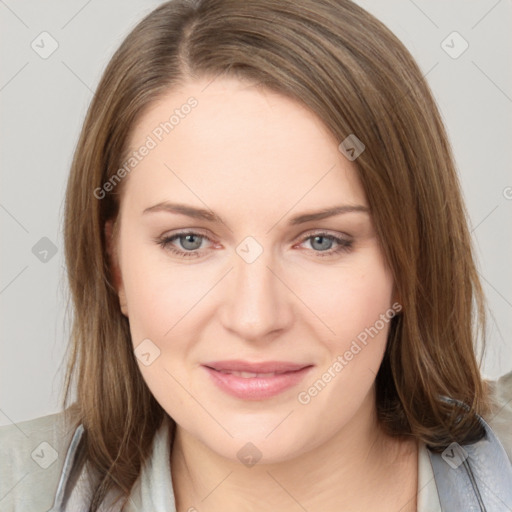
143,201,369,225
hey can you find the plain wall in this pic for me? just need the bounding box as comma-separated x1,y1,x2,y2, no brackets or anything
1,0,511,426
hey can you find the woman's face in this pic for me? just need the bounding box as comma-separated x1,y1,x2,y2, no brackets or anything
109,77,398,463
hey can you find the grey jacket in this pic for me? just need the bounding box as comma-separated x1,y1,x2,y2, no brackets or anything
1,371,512,511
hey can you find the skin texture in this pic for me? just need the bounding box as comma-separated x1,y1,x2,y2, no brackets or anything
106,77,417,511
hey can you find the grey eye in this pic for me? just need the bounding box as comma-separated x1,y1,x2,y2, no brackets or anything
309,235,335,251
178,234,203,251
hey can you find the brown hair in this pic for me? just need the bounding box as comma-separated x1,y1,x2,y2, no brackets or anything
61,0,489,508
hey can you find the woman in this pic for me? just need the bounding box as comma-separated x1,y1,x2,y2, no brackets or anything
1,0,511,510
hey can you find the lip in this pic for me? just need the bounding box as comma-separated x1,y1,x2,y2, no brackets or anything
204,360,310,373
202,360,314,400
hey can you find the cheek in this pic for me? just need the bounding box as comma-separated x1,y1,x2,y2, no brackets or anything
298,250,394,352
336,273,393,347
120,234,206,345
293,251,395,419
119,238,202,409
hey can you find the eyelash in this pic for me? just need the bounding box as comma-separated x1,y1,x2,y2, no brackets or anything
155,230,353,259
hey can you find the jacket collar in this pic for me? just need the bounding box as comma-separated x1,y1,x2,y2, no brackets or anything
50,416,177,511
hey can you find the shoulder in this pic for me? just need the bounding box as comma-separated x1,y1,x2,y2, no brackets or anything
483,369,512,463
0,404,81,511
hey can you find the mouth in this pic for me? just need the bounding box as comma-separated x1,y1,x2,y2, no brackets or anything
202,360,314,400
214,370,293,378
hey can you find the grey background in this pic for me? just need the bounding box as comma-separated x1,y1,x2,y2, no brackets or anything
1,0,511,426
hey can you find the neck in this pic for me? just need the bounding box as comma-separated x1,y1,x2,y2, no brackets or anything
170,390,418,512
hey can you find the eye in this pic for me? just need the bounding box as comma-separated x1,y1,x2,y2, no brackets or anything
156,231,213,259
298,232,353,258
155,230,353,259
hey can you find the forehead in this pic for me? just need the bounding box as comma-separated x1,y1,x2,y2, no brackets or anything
121,77,367,221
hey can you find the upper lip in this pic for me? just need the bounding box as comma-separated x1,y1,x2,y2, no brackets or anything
203,360,312,373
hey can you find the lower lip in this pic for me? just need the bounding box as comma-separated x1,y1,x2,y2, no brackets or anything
202,366,313,400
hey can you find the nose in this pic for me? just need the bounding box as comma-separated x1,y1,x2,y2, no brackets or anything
218,243,294,342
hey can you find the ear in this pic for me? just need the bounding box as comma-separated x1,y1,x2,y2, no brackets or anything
105,219,128,317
